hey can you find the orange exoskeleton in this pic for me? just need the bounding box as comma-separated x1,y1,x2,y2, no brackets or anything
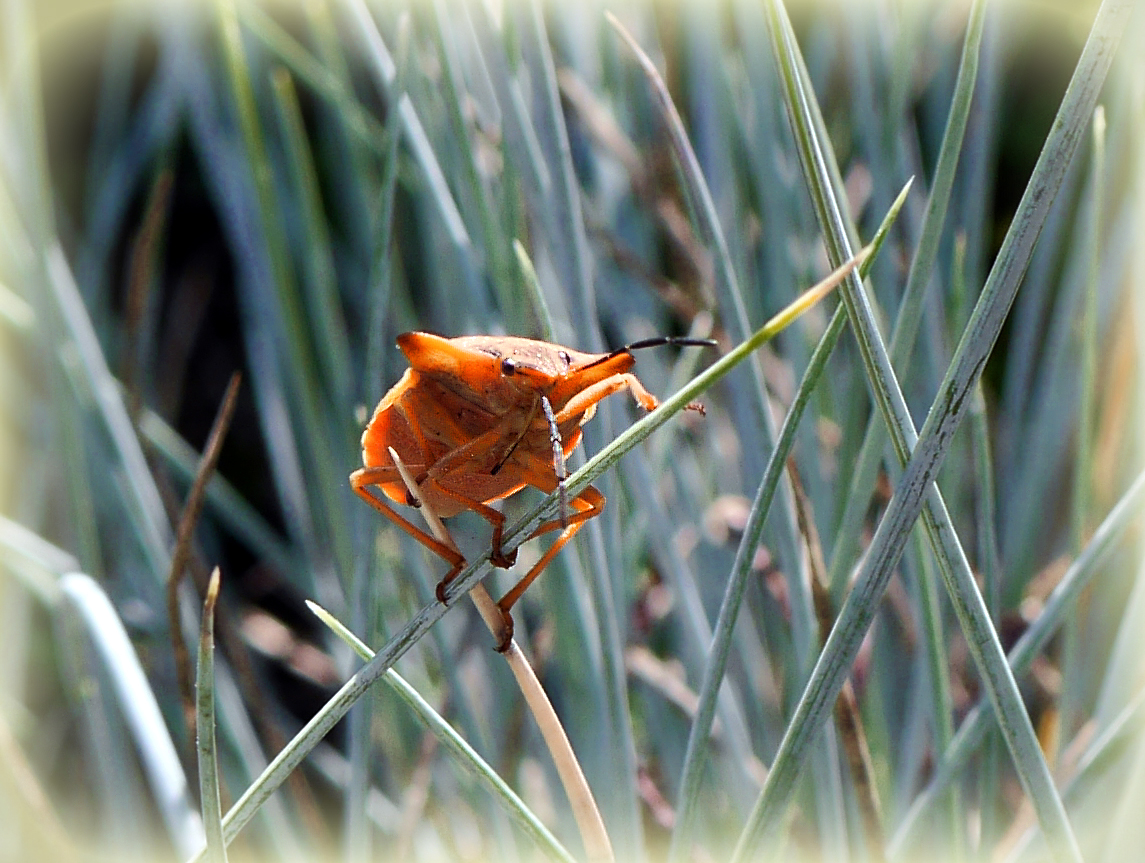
350,332,713,649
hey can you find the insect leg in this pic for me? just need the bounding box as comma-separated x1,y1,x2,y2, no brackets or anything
540,395,569,529
351,466,466,598
554,373,658,421
493,485,605,651
555,373,705,420
428,482,519,570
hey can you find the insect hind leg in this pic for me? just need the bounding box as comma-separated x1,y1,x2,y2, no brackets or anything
493,484,605,651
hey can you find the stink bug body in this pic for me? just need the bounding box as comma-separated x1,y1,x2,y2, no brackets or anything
351,331,712,648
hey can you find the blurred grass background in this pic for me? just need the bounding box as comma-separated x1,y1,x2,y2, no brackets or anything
1,0,1143,861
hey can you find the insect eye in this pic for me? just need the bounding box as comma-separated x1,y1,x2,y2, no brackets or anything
501,358,517,376
558,350,571,366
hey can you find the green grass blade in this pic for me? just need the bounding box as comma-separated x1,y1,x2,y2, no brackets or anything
732,0,1131,857
910,526,960,846
601,23,851,843
0,515,76,603
237,3,390,153
300,0,378,259
362,15,410,408
523,7,645,851
970,380,1004,847
430,0,524,333
0,189,100,581
342,0,477,263
522,2,596,344
269,68,353,411
1073,105,1107,552
57,573,204,858
341,16,410,861
196,569,228,863
668,182,909,863
825,0,988,602
308,601,577,863
45,245,171,575
217,0,353,573
1006,683,1145,861
890,466,1145,855
606,13,818,684
513,240,557,342
1058,105,1108,755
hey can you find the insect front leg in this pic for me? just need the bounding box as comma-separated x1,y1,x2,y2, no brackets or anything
555,372,705,420
350,466,467,600
554,373,658,422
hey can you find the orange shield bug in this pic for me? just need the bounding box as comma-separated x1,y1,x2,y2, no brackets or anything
350,332,714,649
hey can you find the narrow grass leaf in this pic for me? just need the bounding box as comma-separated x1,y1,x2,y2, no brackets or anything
0,515,77,603
269,68,353,410
668,183,909,863
308,601,577,863
196,569,227,863
909,527,960,844
889,465,1145,854
1073,105,1106,552
521,7,644,851
970,379,1004,846
1004,682,1145,861
362,14,410,407
238,3,390,154
45,244,171,575
599,28,855,847
430,0,523,332
606,11,817,683
1058,105,1109,748
57,574,203,858
217,0,352,568
732,1,1130,858
825,0,988,601
342,0,476,259
514,240,557,343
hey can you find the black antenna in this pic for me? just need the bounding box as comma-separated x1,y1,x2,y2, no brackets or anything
576,336,716,374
